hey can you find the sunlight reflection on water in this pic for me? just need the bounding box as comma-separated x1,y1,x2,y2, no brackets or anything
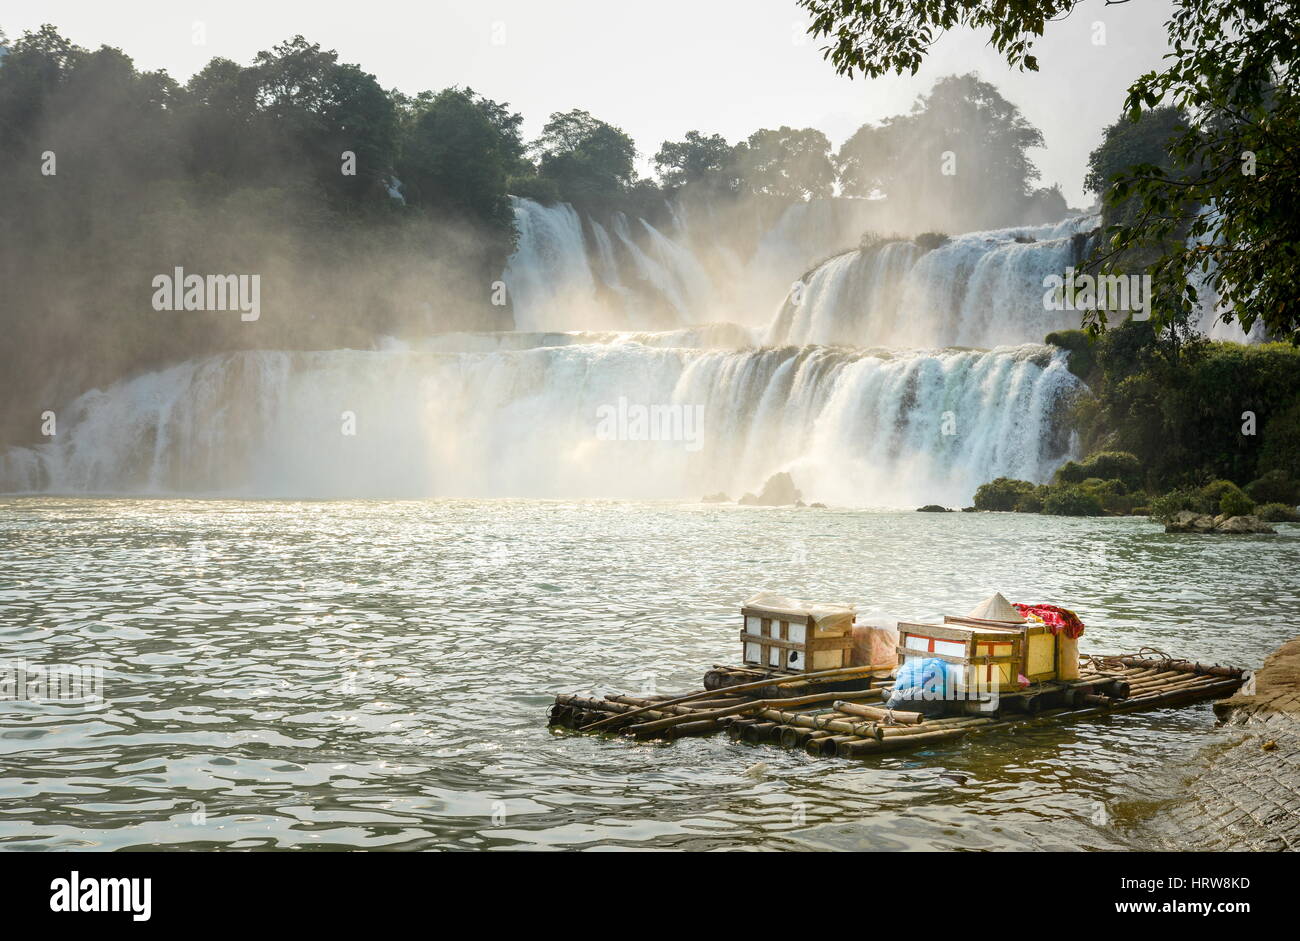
1,498,1295,850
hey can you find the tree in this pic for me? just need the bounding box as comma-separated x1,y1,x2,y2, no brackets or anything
1085,107,1188,221
246,36,397,203
532,109,636,205
653,131,737,190
797,0,1300,341
733,126,835,200
837,73,1045,230
397,86,522,232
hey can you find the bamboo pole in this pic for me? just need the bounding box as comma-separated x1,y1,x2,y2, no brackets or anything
837,727,970,757
833,700,924,725
622,688,884,737
877,716,992,737
808,734,857,756
577,664,885,731
755,707,876,738
781,726,830,749
727,719,754,741
743,721,781,743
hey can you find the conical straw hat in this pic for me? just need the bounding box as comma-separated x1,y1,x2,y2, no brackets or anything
966,592,1026,624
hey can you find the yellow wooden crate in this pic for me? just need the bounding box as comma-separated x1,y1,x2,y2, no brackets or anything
898,622,1017,694
741,604,853,673
943,615,1059,685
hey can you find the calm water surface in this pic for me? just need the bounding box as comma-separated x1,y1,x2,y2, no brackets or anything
1,498,1296,851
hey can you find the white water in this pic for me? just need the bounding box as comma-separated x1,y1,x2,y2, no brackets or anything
769,217,1100,348
503,197,718,331
4,202,1130,504
1187,202,1268,343
0,343,1080,505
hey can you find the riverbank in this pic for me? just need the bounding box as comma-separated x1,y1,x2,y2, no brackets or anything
1156,637,1300,850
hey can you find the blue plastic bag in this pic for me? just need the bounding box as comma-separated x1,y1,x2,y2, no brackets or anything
886,656,955,711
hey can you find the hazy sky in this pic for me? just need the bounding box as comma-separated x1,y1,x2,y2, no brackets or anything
6,0,1175,206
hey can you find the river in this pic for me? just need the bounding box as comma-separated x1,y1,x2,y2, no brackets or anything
2,497,1294,851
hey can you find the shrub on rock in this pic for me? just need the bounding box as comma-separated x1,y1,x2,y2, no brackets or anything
973,477,1035,511
1043,486,1105,517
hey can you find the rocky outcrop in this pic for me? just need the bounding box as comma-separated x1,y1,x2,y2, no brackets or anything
916,504,952,512
1164,511,1276,534
1156,638,1300,851
738,472,802,507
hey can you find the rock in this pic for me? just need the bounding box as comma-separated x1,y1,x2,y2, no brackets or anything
810,502,826,508
1158,636,1300,850
916,504,952,512
701,492,730,503
737,471,802,507
961,506,977,513
1214,514,1277,534
1165,511,1216,533
1165,511,1276,534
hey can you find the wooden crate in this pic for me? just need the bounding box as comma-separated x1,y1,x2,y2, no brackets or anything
943,615,1059,685
740,605,853,673
897,621,1039,694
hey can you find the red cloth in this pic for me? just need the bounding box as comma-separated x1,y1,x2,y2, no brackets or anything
1012,603,1086,639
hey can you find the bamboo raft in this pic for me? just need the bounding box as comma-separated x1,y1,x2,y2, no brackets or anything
548,651,1248,760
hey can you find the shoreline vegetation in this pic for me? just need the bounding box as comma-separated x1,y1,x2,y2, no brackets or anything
963,323,1300,530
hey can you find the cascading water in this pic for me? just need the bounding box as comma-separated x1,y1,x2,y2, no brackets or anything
769,216,1100,349
500,197,596,332
2,200,1128,504
0,342,1081,504
502,197,715,331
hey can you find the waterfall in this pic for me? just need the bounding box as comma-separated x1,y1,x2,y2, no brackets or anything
4,201,1120,504
1,342,1081,504
769,216,1100,348
1187,202,1267,343
503,197,716,331
501,197,597,332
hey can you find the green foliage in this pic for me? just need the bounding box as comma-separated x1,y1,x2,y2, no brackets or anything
1256,502,1300,523
506,172,561,205
798,0,1068,77
1219,487,1256,518
1042,486,1105,517
532,109,638,207
1258,401,1300,478
1244,470,1300,506
1078,336,1300,489
1054,451,1143,491
914,232,949,251
1084,107,1188,238
1149,488,1199,522
1044,329,1096,380
398,86,522,230
0,26,525,447
1013,488,1046,513
1197,479,1256,519
1093,3,1300,342
733,126,835,201
797,0,1300,341
973,477,1036,511
836,74,1045,230
1075,477,1139,514
654,131,737,191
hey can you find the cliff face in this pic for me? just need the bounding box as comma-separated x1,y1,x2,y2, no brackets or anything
1155,638,1300,851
